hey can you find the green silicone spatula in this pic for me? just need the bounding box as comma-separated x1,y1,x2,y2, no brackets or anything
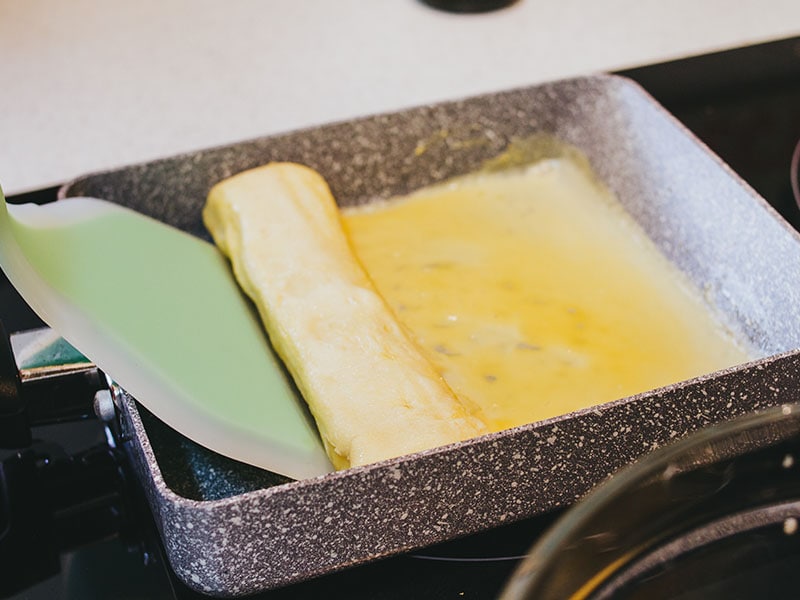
0,188,333,479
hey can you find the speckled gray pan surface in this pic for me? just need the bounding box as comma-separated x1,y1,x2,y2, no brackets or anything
62,75,800,596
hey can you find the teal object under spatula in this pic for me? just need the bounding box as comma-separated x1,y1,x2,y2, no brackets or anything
0,188,333,479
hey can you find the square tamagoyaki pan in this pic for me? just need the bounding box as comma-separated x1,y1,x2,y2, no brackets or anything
58,75,800,596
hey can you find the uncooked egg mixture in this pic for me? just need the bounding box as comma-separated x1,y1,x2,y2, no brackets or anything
342,158,751,432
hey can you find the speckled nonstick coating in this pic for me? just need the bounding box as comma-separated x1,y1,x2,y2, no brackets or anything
61,75,800,596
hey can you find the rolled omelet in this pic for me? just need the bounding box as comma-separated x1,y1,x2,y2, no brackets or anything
203,163,487,469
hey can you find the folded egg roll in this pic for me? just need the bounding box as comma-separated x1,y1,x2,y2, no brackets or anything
203,163,486,469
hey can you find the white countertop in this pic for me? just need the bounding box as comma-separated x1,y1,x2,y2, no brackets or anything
2,0,799,195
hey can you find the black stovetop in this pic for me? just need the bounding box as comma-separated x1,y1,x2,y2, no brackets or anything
2,36,800,600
